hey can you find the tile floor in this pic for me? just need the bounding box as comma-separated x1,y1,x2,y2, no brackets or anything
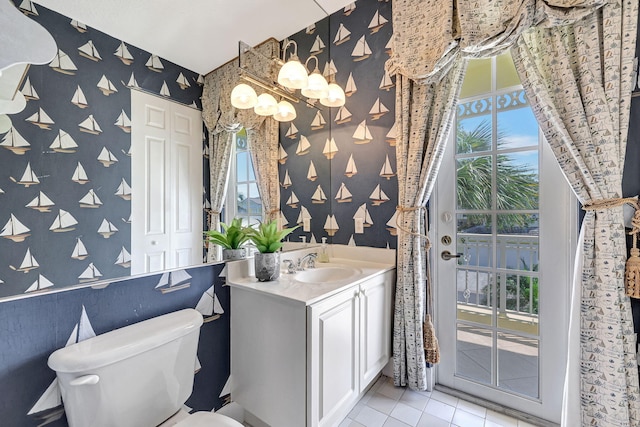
338,376,539,427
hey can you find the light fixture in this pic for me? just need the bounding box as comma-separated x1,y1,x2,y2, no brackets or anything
230,83,258,109
273,100,296,122
301,56,329,99
320,80,346,107
254,93,278,116
277,40,308,90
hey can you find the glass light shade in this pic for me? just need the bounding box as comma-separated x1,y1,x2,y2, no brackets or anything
254,93,278,116
230,83,258,109
0,114,11,134
273,100,297,122
301,71,329,99
320,83,346,107
277,58,309,89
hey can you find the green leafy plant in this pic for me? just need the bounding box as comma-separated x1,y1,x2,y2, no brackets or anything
247,220,299,253
204,218,251,250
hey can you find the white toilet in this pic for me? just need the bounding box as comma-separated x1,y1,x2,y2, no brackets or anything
48,308,243,427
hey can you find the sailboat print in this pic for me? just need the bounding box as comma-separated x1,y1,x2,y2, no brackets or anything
385,35,394,55
122,213,132,224
345,72,357,97
50,209,78,232
369,98,389,120
124,72,139,88
370,184,390,206
78,40,102,61
278,143,288,164
71,85,88,108
79,114,102,134
98,147,118,167
195,285,225,322
324,215,339,236
19,0,38,16
297,206,311,225
98,219,118,238
281,170,292,189
70,19,87,33
307,161,317,181
196,75,205,86
296,135,311,155
218,376,232,405
49,49,77,75
312,185,327,204
323,137,338,159
79,189,102,208
21,77,39,101
335,183,353,203
386,122,397,146
79,263,102,282
115,247,131,268
348,235,357,246
115,178,131,200
25,274,54,293
380,69,394,91
369,10,389,33
71,238,89,260
155,270,192,294
353,203,374,228
1,214,30,242
380,154,396,179
352,36,372,62
114,110,131,132
28,306,95,425
386,211,398,236
280,211,289,228
310,35,325,55
10,162,39,187
26,191,54,212
97,75,118,95
343,2,356,15
114,41,133,65
10,248,39,273
306,24,316,34
0,127,30,154
311,111,326,130
323,60,337,78
25,107,54,130
177,73,191,89
334,23,351,45
50,129,78,153
160,81,171,97
146,54,164,72
334,105,352,124
353,120,373,144
286,192,299,209
345,154,357,177
286,123,298,139
72,162,89,184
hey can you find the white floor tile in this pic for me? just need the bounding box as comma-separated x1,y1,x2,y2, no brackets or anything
367,392,399,415
389,402,422,427
424,399,456,423
348,401,366,419
339,419,366,427
378,381,406,401
354,406,388,427
456,399,487,418
383,417,412,427
486,409,519,427
451,408,485,427
399,390,429,411
416,413,451,427
517,421,539,427
430,389,459,407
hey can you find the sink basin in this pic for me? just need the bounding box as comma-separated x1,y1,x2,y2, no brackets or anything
295,266,360,284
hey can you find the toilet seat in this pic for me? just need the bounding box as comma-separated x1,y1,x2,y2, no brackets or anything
173,411,243,427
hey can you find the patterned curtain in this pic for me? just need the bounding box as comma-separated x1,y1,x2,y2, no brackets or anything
248,117,280,223
202,39,280,261
387,0,620,394
511,1,639,423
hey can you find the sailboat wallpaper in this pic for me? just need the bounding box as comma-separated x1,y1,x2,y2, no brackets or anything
279,0,397,248
0,0,206,298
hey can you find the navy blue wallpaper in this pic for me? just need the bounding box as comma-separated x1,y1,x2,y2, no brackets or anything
280,0,397,249
0,0,206,298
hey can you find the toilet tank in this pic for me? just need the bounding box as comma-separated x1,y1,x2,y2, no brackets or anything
48,308,204,427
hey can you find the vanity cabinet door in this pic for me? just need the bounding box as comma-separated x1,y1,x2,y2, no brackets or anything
308,287,360,427
359,270,394,389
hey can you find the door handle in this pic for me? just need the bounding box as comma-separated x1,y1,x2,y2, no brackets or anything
441,251,463,261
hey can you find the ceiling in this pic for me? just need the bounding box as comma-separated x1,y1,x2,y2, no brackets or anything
32,0,354,75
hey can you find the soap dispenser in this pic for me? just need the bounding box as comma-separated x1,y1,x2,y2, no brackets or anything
318,237,329,263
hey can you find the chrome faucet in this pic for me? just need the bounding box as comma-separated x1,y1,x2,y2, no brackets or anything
299,253,317,270
282,259,297,274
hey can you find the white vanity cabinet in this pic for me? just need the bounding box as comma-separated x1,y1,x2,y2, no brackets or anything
230,265,395,427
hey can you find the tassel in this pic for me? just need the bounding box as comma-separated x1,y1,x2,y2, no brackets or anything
423,314,440,364
626,207,640,298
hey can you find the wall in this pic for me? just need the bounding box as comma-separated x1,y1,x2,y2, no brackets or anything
0,0,207,298
279,0,397,249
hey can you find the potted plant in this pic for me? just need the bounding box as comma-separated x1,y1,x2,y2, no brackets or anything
247,219,299,281
204,218,252,260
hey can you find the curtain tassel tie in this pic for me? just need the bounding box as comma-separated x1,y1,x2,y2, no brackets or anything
626,205,640,298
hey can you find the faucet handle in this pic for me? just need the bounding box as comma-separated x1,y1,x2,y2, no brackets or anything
282,259,297,274
306,253,318,269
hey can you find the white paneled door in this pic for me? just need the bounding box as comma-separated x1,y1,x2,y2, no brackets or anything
131,90,202,274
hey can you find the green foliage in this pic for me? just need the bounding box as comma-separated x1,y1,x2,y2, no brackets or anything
204,218,251,250
247,220,299,253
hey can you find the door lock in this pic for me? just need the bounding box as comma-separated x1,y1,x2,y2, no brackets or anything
441,250,463,261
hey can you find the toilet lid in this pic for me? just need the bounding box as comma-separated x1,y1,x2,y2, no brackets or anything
173,412,243,427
